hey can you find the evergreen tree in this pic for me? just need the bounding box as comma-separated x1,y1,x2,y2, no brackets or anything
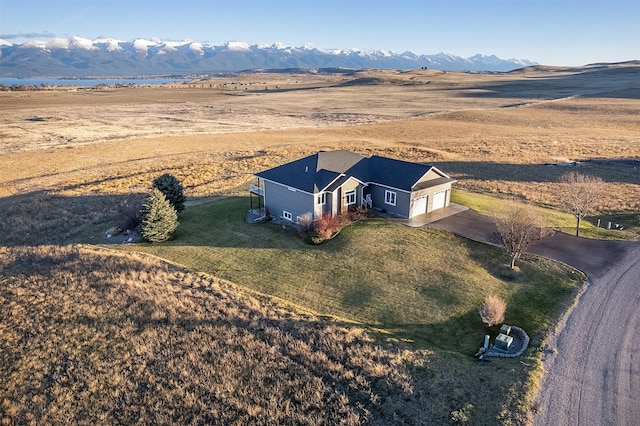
140,188,179,242
152,173,186,213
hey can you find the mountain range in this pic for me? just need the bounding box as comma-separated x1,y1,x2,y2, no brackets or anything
0,36,537,78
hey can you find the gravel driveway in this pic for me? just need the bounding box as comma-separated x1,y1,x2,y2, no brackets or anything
428,207,640,425
534,244,640,425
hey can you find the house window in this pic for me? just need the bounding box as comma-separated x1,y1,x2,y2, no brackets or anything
385,190,397,206
283,211,293,221
317,193,326,205
345,190,356,206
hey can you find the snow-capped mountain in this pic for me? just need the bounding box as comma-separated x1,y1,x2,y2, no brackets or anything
0,36,537,78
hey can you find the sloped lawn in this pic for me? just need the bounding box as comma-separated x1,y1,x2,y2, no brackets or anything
108,196,582,424
124,197,580,353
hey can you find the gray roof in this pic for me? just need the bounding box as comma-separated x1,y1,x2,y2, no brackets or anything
255,150,448,193
413,176,457,191
255,151,363,193
366,155,437,191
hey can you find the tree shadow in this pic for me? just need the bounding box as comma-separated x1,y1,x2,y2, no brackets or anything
368,310,493,355
0,191,130,247
341,281,379,309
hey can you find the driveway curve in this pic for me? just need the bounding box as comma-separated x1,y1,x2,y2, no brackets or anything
428,207,640,425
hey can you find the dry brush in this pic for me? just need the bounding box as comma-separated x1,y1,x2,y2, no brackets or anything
0,245,440,425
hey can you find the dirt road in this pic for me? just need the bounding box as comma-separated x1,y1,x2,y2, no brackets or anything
534,243,640,426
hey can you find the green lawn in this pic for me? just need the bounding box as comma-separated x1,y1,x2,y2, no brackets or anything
116,196,580,354
104,195,584,424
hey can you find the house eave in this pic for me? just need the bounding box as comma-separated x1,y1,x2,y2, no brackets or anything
254,175,315,196
412,177,457,191
364,181,411,194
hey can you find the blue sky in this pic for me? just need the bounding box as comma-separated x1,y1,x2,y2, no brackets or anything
0,0,638,66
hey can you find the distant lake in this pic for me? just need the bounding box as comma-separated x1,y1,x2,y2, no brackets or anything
0,77,189,87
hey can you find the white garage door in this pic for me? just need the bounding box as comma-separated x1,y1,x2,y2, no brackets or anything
432,190,447,211
411,196,428,217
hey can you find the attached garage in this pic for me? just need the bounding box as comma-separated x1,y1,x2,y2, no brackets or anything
410,196,428,218
409,187,451,219
432,190,448,211
255,150,456,221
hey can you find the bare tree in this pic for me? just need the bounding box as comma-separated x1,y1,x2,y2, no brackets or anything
494,200,552,270
560,172,605,236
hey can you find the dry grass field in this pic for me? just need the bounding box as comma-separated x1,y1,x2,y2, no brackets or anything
1,63,638,216
0,245,434,424
0,238,578,425
0,63,638,424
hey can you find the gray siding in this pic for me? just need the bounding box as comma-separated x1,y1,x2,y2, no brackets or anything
263,180,314,222
369,184,410,217
369,181,453,218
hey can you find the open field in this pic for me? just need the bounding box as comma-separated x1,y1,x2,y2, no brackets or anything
1,63,638,216
0,245,436,424
0,63,638,424
1,222,581,425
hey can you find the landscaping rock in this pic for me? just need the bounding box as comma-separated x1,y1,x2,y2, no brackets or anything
483,325,530,358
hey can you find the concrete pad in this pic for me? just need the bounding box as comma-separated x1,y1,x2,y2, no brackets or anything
387,203,469,227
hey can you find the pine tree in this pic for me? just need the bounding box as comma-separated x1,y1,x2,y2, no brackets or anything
152,173,186,213
140,188,179,242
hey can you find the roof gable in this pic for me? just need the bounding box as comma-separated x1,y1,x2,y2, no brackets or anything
317,150,364,174
255,151,449,193
255,150,364,193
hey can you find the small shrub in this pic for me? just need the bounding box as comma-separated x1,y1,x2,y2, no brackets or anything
314,213,342,241
305,235,323,245
152,173,187,213
451,403,474,423
478,295,506,327
105,226,123,237
338,212,352,226
139,188,179,242
349,206,370,221
117,197,143,231
297,213,314,235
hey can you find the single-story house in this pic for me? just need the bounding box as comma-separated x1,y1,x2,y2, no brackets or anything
249,150,456,222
